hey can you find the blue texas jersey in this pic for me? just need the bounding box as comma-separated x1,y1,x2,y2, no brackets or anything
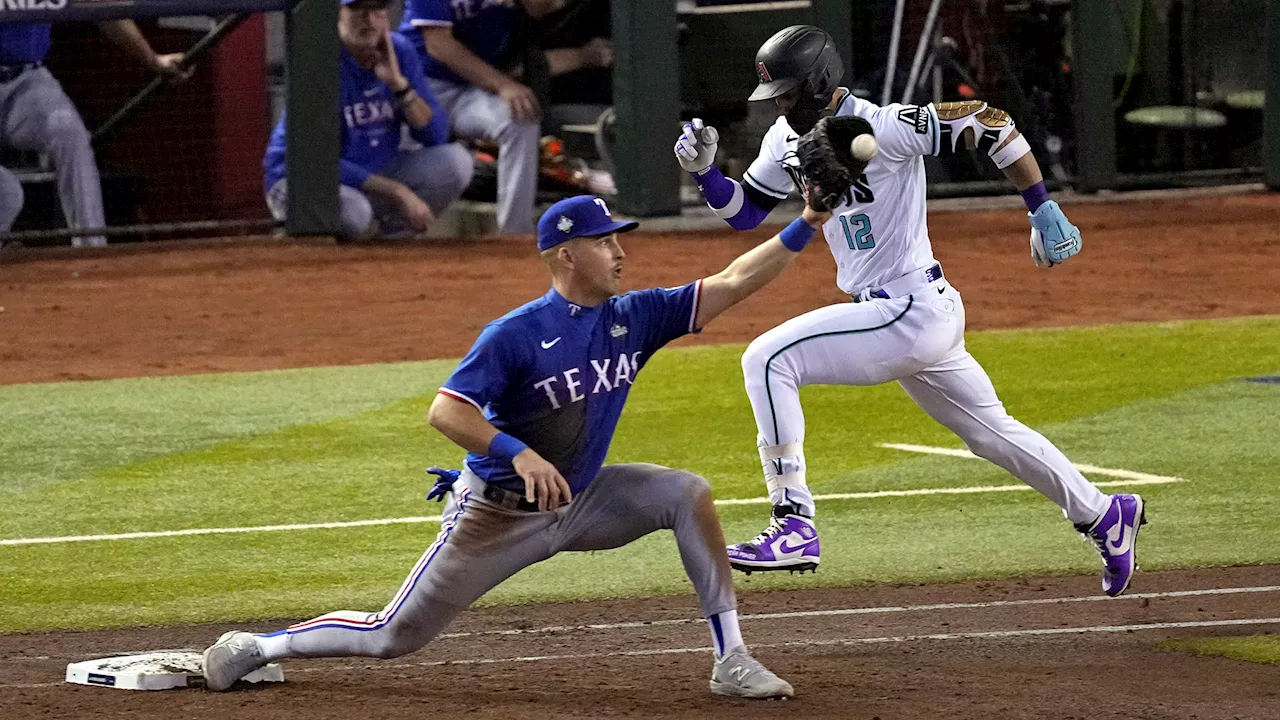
398,0,513,85
263,33,449,191
439,283,704,495
0,23,52,64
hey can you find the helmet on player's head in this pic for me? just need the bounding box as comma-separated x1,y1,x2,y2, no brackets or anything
749,25,844,134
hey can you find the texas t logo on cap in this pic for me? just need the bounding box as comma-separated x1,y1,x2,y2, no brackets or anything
536,195,639,251
757,62,772,83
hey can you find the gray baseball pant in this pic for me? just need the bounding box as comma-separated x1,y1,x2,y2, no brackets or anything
0,67,106,247
266,143,473,240
0,165,22,232
264,463,737,660
428,78,539,235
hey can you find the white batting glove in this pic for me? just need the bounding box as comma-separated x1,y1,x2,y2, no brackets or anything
674,118,719,174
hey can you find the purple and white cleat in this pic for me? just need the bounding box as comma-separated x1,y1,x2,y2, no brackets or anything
1077,493,1148,597
727,505,820,574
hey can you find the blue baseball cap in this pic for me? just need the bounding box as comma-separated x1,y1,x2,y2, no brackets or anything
341,0,388,6
536,196,639,252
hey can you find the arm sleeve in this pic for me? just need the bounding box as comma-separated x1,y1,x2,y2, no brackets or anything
405,0,453,27
694,165,777,231
395,35,450,146
340,159,373,189
438,323,516,411
630,281,703,356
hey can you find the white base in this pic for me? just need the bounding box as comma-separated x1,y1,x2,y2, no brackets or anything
66,651,284,691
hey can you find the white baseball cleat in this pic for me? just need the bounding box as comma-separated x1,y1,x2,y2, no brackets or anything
709,646,794,699
202,631,267,691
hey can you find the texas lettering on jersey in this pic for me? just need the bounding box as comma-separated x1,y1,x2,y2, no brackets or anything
343,96,395,129
532,351,643,410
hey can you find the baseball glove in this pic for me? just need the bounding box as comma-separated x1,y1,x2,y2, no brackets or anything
795,116,875,211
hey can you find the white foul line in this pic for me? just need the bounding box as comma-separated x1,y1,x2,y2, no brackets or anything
298,617,1280,673
878,443,1185,483
432,584,1280,640
0,447,1183,547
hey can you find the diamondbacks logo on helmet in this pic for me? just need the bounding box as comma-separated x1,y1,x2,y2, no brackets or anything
757,62,772,83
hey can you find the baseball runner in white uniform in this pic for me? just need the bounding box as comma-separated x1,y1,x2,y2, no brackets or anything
675,25,1147,597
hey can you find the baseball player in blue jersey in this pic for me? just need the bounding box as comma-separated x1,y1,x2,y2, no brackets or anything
398,0,567,234
202,195,836,699
0,21,186,247
264,0,472,241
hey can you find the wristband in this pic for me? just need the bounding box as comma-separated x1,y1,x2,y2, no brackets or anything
488,432,529,462
393,83,413,99
1020,181,1050,213
778,216,817,252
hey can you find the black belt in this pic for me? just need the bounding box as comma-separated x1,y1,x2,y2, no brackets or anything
0,62,39,84
481,481,542,512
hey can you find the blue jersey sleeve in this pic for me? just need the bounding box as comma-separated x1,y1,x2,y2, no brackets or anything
403,0,454,27
394,34,449,146
630,281,702,356
439,322,520,412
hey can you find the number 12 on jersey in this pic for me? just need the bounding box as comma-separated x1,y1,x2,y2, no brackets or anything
840,213,875,250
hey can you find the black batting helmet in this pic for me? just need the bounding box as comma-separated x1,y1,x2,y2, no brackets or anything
748,25,843,103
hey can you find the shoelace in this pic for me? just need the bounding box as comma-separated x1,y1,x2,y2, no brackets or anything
1081,530,1113,560
747,516,790,546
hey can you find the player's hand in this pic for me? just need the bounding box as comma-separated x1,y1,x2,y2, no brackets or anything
512,448,572,511
372,31,408,92
674,118,719,174
396,187,435,233
801,201,832,228
499,82,541,124
580,37,613,69
1028,200,1081,267
153,53,194,83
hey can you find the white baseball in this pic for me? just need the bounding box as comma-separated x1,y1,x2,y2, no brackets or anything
851,134,879,162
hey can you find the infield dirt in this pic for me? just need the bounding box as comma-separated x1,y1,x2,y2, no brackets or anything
2,193,1278,718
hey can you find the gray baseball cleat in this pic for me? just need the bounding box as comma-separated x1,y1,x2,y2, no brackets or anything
709,646,794,699
202,631,267,691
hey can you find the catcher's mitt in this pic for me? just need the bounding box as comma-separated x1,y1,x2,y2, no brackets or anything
795,115,875,211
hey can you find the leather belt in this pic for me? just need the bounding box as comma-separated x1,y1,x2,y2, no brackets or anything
851,263,943,303
458,467,541,512
0,63,39,84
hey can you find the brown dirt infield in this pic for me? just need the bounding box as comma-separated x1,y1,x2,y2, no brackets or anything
3,193,1278,385
2,193,1279,718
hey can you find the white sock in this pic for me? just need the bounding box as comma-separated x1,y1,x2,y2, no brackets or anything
254,631,290,661
708,610,745,658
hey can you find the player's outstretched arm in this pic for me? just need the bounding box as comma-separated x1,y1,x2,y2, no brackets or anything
939,101,1082,268
427,394,571,510
693,205,828,329
674,119,780,231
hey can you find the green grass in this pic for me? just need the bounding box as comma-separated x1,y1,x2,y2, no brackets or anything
1163,635,1280,665
1,316,1278,632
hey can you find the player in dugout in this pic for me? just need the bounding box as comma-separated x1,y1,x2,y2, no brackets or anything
0,19,188,248
398,0,607,235
264,0,473,241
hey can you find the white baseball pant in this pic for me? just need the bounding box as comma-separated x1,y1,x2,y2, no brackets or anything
741,273,1110,526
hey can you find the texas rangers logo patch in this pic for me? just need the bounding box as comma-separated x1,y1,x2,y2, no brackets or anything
557,216,574,233
757,62,772,83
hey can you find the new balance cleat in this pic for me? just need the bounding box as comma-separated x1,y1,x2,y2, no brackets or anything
1077,493,1148,597
710,646,794,699
727,505,820,574
202,631,267,691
